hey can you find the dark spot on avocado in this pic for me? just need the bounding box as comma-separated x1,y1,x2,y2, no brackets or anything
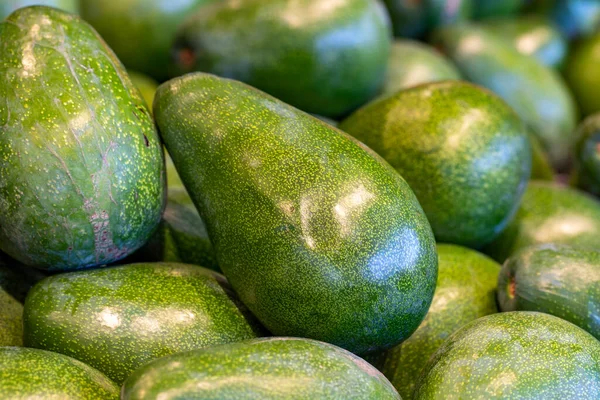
143,135,149,147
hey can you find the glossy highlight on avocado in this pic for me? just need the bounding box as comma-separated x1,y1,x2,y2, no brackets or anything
122,337,401,400
154,72,438,355
0,6,166,270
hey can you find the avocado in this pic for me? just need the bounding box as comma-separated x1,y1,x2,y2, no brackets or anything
573,113,600,195
23,262,262,384
414,312,600,398
0,0,77,19
381,40,460,97
432,23,577,169
123,337,400,399
380,244,500,399
382,0,473,39
0,260,33,346
565,32,600,116
79,0,212,81
154,72,437,355
174,0,391,118
482,15,568,69
128,71,158,113
484,181,600,262
499,244,600,340
473,0,525,19
0,347,118,399
339,81,531,248
529,130,555,180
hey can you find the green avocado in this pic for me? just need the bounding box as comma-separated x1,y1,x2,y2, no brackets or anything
0,347,118,399
529,130,555,180
128,71,158,113
174,0,391,118
340,81,531,248
381,40,460,97
499,244,600,340
0,7,165,271
573,113,600,195
473,0,525,19
382,0,473,39
380,244,500,399
565,33,600,116
484,181,600,262
0,0,77,19
0,260,33,347
80,0,213,81
482,16,568,69
123,337,400,399
154,72,438,355
414,312,600,398
23,262,262,384
432,23,577,169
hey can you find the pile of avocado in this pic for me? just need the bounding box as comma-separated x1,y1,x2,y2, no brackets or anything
2,0,600,399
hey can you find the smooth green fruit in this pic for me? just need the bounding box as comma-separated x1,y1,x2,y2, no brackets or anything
573,113,600,195
0,7,165,271
529,131,555,180
380,244,500,399
0,260,33,347
128,71,158,112
499,244,600,339
0,347,118,399
340,81,531,248
123,337,400,400
381,40,460,96
485,181,600,262
80,0,212,81
382,0,473,38
0,0,78,19
414,312,600,398
483,16,567,69
24,262,261,384
154,73,437,355
174,0,391,118
565,33,600,116
433,23,577,169
473,0,525,19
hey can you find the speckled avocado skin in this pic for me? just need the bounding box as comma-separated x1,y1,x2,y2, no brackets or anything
485,181,600,262
23,262,262,384
128,70,158,113
340,81,531,248
0,7,165,271
414,312,600,398
174,0,391,118
499,245,600,340
473,0,525,19
0,347,119,399
565,33,600,116
380,244,500,399
154,73,438,355
0,0,78,19
0,260,33,347
433,23,577,169
573,113,600,195
122,337,401,400
381,40,460,97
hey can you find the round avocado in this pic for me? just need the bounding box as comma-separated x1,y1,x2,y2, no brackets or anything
565,32,600,116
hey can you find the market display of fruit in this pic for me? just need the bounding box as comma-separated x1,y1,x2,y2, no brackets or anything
1,1,600,399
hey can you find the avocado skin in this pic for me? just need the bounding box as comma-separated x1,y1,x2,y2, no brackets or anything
382,0,473,39
174,0,391,118
381,40,460,97
80,0,212,81
340,81,531,248
128,71,158,113
529,131,555,181
432,23,577,169
0,7,165,270
473,0,525,19
0,347,118,399
380,244,500,399
154,72,437,355
573,113,600,195
485,181,600,262
499,245,600,340
122,337,400,400
414,312,600,398
0,0,77,19
23,262,261,384
565,33,600,116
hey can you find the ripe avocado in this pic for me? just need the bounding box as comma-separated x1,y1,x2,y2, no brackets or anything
0,0,77,19
339,81,531,248
565,33,600,116
0,6,165,270
153,72,438,355
573,113,600,195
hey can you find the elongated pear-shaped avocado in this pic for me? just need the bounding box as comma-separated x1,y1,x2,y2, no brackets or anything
0,347,118,399
573,113,600,195
0,7,165,270
23,262,261,384
380,244,500,399
499,245,600,340
433,23,577,169
565,33,600,116
0,0,78,19
154,73,437,355
174,0,391,118
340,81,531,248
123,337,400,400
414,312,600,398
